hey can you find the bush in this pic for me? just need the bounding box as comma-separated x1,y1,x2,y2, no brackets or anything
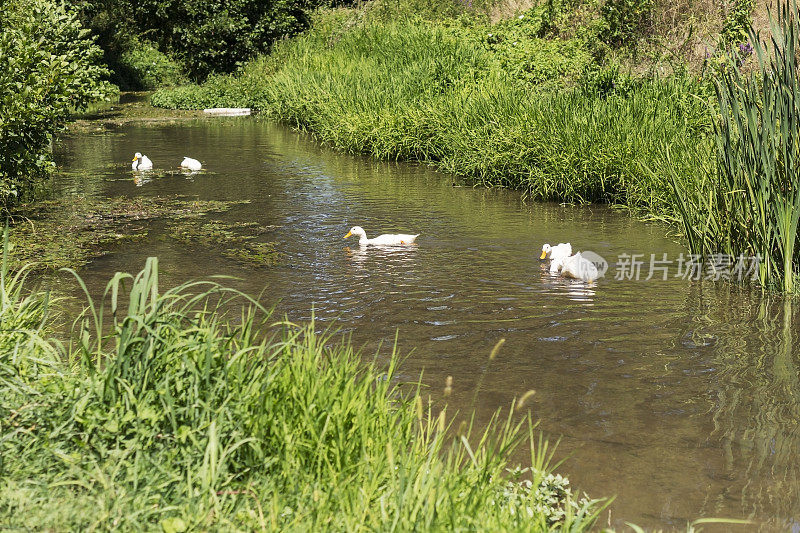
472,10,598,89
150,85,216,109
0,0,111,210
115,40,185,90
720,0,756,46
599,0,653,46
72,0,327,81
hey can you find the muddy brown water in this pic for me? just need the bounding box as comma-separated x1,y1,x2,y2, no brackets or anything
50,108,800,531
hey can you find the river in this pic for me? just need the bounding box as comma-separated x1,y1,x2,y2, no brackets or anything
51,107,800,530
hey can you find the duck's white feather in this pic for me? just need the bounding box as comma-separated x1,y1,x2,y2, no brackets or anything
365,233,420,246
181,157,202,171
555,252,599,282
132,153,153,170
345,226,419,247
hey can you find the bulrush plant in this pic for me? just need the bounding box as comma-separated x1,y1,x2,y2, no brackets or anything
0,242,603,530
671,1,800,292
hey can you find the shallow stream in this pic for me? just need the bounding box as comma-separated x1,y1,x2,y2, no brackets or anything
50,106,800,530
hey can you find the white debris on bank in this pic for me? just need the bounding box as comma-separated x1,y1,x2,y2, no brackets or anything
202,108,251,117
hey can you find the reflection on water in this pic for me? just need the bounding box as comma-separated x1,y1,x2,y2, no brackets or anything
540,268,597,305
693,292,800,528
50,114,800,530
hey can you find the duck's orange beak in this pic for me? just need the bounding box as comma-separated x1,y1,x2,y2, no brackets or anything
539,250,548,260
344,231,352,239
132,156,137,161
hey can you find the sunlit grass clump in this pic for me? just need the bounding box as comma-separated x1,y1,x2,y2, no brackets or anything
0,243,602,530
151,10,713,220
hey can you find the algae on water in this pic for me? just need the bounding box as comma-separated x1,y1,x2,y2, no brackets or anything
7,196,252,271
169,220,283,267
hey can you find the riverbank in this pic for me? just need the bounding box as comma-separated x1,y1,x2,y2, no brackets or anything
151,7,716,224
0,247,604,531
68,92,206,134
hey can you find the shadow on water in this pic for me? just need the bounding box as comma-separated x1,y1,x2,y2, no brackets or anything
46,111,800,531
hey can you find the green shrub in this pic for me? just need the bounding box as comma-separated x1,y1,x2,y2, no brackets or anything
703,0,756,76
599,0,653,46
0,0,111,210
116,40,185,90
721,0,756,46
151,85,215,109
493,36,595,88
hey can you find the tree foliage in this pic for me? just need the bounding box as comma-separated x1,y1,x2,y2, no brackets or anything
70,0,336,81
139,0,313,79
0,0,111,210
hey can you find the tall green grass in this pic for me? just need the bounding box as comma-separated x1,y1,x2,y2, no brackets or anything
670,1,800,292
0,228,54,381
152,12,714,219
0,240,603,530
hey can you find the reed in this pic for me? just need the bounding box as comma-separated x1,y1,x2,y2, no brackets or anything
0,244,604,530
670,1,800,292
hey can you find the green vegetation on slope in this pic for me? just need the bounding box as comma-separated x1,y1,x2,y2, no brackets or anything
152,8,714,220
0,239,604,530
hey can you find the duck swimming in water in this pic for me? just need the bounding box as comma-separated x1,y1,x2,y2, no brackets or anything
180,156,202,171
132,152,153,170
344,226,419,246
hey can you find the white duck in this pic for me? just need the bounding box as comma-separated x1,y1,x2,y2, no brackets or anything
552,252,599,283
180,156,202,171
132,152,153,170
540,242,572,273
344,226,419,246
